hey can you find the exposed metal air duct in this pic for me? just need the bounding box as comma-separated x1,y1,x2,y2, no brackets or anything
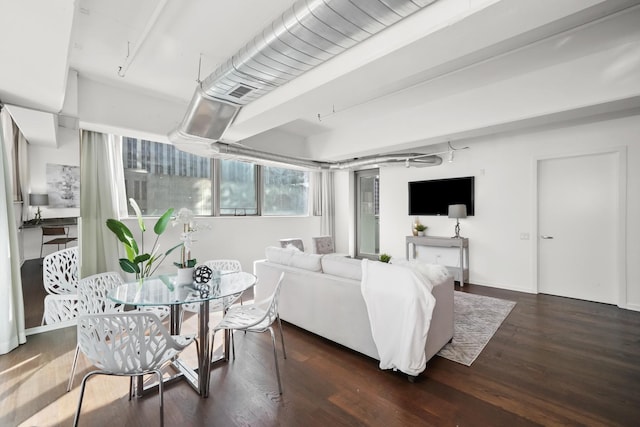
191,140,442,170
170,0,440,169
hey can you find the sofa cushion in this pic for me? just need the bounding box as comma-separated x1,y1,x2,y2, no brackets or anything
265,246,296,265
321,255,362,281
289,252,323,272
265,246,322,272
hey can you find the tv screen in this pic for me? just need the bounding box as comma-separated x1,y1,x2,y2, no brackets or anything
408,176,475,216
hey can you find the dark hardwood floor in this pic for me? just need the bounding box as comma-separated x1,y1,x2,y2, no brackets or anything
3,264,640,426
21,259,47,329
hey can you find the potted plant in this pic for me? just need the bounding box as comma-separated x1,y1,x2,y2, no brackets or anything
415,224,427,236
173,208,203,284
379,253,391,263
106,198,181,283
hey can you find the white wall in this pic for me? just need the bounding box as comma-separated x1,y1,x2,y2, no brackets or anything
350,114,640,309
27,126,80,220
117,215,322,277
333,170,352,255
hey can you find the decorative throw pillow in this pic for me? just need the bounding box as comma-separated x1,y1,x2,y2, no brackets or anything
312,236,334,254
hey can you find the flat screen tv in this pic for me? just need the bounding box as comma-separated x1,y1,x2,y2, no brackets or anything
408,176,475,216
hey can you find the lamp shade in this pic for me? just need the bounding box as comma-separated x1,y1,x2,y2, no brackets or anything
448,204,467,219
29,193,49,206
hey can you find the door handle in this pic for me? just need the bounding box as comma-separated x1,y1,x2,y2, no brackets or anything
540,235,554,239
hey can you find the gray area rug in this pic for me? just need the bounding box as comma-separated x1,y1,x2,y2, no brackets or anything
437,291,516,366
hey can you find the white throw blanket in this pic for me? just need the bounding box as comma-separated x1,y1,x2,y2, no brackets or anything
360,259,436,376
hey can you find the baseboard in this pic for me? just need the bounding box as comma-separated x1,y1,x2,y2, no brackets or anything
26,320,75,336
465,281,536,294
623,302,640,312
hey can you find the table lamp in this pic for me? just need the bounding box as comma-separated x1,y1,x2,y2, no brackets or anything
448,204,467,238
29,193,49,224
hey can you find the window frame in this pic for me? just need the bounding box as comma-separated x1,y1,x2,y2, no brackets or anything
120,137,310,218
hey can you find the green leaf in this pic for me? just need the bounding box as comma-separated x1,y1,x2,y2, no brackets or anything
106,219,139,255
133,253,151,264
154,208,174,235
164,242,183,256
186,259,198,268
124,244,136,262
129,198,145,232
119,258,139,274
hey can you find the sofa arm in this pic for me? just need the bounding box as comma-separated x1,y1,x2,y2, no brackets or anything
425,277,455,360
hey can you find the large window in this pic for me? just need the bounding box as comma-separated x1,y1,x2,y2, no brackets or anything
219,159,257,215
262,166,308,216
121,137,310,217
122,137,212,216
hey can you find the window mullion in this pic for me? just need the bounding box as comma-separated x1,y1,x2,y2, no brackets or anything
213,158,220,216
257,164,262,216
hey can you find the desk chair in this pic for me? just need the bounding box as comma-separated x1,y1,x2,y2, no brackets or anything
40,226,77,258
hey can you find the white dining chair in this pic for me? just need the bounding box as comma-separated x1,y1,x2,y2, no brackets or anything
66,271,170,392
42,247,79,325
180,259,244,325
73,312,195,427
209,272,286,394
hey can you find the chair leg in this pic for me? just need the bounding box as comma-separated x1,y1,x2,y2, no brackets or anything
268,327,283,395
208,329,217,392
66,344,80,392
231,330,236,361
155,369,164,427
277,316,287,359
73,371,100,427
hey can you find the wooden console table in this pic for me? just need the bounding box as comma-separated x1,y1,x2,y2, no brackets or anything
406,236,469,285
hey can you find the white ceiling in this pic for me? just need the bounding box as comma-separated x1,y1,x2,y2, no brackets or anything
68,0,299,104
1,0,638,154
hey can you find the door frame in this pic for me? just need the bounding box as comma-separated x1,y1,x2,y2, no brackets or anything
532,146,627,308
354,168,380,260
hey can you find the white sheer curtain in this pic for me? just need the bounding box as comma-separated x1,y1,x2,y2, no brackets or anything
0,107,26,354
313,170,335,238
17,129,29,222
80,130,127,278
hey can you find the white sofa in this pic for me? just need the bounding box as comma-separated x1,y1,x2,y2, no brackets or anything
253,247,454,370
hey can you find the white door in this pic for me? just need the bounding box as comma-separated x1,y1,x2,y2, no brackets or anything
538,152,619,304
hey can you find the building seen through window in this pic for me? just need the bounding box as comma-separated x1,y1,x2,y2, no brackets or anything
263,166,309,216
219,159,257,215
121,137,309,217
123,137,212,216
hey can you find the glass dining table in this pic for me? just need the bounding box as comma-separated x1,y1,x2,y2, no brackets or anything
108,270,257,398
